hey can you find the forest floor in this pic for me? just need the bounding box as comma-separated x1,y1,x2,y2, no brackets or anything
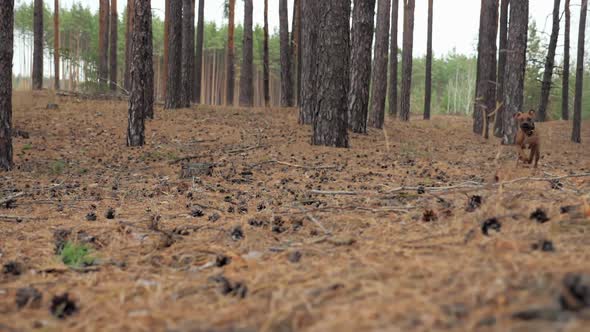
1,91,590,332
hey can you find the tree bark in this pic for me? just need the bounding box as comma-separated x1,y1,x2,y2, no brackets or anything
399,0,415,122
572,0,586,143
537,0,561,121
99,0,110,88
181,0,195,107
194,0,204,103
279,0,293,107
127,0,152,146
348,0,376,133
0,0,13,171
162,0,169,99
424,0,433,120
562,0,570,120
226,0,236,105
312,0,350,148
165,0,183,109
473,0,498,138
125,0,134,92
263,0,270,107
494,0,509,137
32,0,44,90
110,0,118,91
239,0,254,107
388,0,399,117
54,0,60,90
300,0,319,124
144,2,154,119
502,0,528,145
291,0,301,106
368,0,391,129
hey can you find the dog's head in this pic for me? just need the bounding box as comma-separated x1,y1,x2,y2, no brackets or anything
514,109,536,135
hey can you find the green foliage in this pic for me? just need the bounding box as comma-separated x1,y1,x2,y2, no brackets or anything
49,160,66,175
60,242,95,268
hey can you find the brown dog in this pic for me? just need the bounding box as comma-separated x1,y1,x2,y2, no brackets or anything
513,109,540,168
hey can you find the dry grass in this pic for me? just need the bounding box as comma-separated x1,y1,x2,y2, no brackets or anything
1,91,589,332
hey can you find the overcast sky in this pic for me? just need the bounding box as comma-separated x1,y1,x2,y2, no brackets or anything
36,0,576,57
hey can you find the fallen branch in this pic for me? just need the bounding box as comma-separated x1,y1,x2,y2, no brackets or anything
308,173,590,197
224,144,268,154
0,192,25,206
251,160,339,171
299,208,331,236
0,215,35,222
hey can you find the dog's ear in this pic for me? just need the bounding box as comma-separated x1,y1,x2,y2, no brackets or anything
528,109,536,117
513,112,522,119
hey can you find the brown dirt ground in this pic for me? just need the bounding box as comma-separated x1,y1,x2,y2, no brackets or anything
1,91,590,332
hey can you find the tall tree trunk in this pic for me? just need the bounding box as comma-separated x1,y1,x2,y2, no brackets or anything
424,0,433,120
144,2,154,119
538,0,561,121
99,0,109,88
348,0,376,133
502,0,528,145
162,0,170,99
239,0,254,107
128,0,152,146
110,0,118,91
562,0,570,120
165,0,182,109
194,0,204,103
572,0,586,143
312,0,350,148
181,0,195,107
368,0,391,129
399,0,415,121
279,0,293,107
494,0,509,137
388,0,399,117
0,0,13,171
226,0,236,105
54,0,60,90
263,0,270,107
300,0,319,124
32,0,44,90
291,0,301,106
473,0,498,138
125,0,134,92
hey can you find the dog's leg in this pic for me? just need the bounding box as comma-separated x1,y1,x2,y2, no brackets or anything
534,146,540,168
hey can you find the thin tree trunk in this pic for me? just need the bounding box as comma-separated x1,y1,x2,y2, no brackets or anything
537,0,561,121
300,0,319,124
181,0,195,107
348,0,376,133
474,0,498,138
144,3,154,119
494,0,509,137
239,0,254,107
388,0,399,117
99,0,109,88
291,0,301,106
572,0,586,143
128,0,152,146
562,0,570,120
54,0,60,90
424,0,433,120
125,0,132,91
502,0,528,145
296,0,302,106
312,0,350,148
399,0,415,121
226,0,236,105
110,0,118,91
32,0,44,90
0,0,13,171
162,0,169,100
194,0,204,103
263,0,270,107
165,0,182,109
279,0,293,107
368,0,391,129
